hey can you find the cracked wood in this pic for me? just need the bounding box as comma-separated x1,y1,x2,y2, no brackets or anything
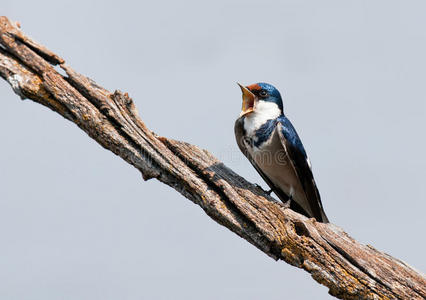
0,16,425,300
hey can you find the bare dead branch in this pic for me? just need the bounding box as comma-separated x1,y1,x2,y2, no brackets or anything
0,16,424,300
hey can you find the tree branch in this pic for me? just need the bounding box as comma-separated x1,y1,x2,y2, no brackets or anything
0,16,424,300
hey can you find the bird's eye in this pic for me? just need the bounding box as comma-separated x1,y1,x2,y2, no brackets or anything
259,90,268,97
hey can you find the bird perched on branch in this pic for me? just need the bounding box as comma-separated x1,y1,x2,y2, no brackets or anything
234,82,329,223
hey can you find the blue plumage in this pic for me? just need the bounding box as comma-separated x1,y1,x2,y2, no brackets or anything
256,82,284,111
235,82,329,222
253,112,308,162
277,116,308,160
254,119,276,147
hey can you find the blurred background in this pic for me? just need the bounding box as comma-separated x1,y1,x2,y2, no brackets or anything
1,1,425,299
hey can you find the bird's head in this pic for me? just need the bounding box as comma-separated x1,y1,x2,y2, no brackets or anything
237,82,283,117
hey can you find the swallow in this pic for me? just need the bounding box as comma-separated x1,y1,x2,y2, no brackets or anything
235,82,329,222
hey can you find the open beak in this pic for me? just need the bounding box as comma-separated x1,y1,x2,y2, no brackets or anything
237,83,256,116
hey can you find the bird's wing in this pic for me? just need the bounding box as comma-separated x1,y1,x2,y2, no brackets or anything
276,118,329,222
234,117,291,203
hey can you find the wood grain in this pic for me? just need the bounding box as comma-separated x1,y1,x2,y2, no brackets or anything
0,16,424,300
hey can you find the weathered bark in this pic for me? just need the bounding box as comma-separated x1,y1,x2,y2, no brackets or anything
0,16,424,300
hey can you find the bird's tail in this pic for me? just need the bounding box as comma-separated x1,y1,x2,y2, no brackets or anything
320,209,329,223
289,199,329,223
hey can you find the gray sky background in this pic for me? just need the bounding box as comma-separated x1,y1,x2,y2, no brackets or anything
1,1,425,299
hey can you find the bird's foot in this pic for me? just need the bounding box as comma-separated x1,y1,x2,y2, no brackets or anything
279,198,292,209
255,184,272,195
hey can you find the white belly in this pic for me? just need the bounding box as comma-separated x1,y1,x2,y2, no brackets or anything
246,129,314,216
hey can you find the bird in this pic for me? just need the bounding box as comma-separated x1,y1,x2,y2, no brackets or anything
234,82,329,223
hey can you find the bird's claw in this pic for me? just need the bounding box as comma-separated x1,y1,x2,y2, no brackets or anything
255,184,272,195
277,198,292,209
283,198,292,208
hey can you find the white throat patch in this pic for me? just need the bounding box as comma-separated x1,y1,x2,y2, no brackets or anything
243,100,281,137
